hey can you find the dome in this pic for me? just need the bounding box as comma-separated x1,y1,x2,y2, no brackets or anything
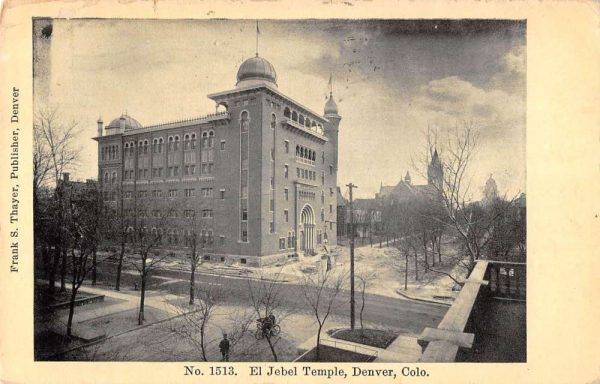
106,114,142,131
236,55,277,87
324,93,339,115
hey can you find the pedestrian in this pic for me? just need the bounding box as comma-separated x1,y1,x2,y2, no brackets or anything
219,333,230,362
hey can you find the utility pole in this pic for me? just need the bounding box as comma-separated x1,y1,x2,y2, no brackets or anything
346,182,357,330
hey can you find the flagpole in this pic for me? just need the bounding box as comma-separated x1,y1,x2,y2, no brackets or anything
256,20,259,57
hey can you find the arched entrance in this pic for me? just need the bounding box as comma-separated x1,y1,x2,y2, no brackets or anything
300,204,315,255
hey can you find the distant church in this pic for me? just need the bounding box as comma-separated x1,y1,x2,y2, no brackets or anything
95,45,341,266
375,149,443,202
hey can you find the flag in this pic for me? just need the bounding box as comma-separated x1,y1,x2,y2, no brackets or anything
328,73,332,86
256,21,261,35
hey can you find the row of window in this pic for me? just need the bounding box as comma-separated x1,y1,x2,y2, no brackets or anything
122,132,216,156
121,163,214,180
124,226,218,247
283,107,324,134
127,208,214,219
123,188,223,199
101,145,119,161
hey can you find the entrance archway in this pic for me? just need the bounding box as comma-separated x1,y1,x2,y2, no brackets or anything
300,204,315,255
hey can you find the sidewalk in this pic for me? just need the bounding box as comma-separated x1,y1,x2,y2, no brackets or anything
296,329,422,363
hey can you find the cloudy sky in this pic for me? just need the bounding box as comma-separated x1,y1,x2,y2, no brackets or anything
35,19,525,199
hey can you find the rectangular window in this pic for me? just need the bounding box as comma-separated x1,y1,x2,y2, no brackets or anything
174,166,179,176
184,188,195,197
202,209,213,218
284,188,289,201
220,189,225,200
270,221,274,233
284,210,289,222
185,209,195,218
296,168,300,178
168,189,178,198
270,199,274,212
241,208,248,221
219,235,225,245
284,141,289,153
330,187,334,196
329,204,333,213
284,165,288,179
279,238,286,250
220,140,226,150
330,165,333,175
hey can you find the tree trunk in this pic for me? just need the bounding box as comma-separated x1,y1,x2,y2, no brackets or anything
60,247,67,292
91,248,97,286
265,334,278,362
138,258,147,325
189,263,196,305
200,322,207,361
437,235,442,263
405,254,409,290
360,287,365,334
414,250,419,281
66,285,77,337
48,248,60,293
115,242,125,291
315,324,322,361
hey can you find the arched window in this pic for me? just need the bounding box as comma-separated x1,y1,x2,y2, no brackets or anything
202,131,209,148
270,114,276,130
306,118,312,128
240,111,249,132
191,133,196,149
174,136,180,150
296,145,299,156
168,136,174,151
115,145,119,159
158,137,164,153
292,111,298,122
299,115,305,125
152,138,159,153
111,171,117,184
103,172,109,184
124,143,129,158
129,142,135,156
284,107,291,118
138,140,144,155
184,134,190,150
208,131,215,148
143,140,149,154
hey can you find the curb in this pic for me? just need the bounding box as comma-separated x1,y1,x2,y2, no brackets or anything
395,290,452,307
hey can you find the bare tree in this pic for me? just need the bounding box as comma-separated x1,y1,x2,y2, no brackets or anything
34,107,81,293
171,273,229,361
245,269,290,362
301,268,347,361
356,269,376,333
61,182,110,337
125,198,180,325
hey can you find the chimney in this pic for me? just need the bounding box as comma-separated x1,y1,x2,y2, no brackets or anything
97,116,103,137
63,172,70,182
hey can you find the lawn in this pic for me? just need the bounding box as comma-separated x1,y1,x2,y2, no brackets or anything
330,328,399,349
296,345,376,362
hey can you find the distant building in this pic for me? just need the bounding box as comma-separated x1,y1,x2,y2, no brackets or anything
375,151,443,203
95,53,340,266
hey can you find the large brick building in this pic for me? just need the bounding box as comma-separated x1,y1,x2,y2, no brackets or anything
95,54,340,266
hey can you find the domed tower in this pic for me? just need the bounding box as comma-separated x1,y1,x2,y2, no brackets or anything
104,113,142,135
324,91,341,170
236,54,278,88
428,149,443,188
